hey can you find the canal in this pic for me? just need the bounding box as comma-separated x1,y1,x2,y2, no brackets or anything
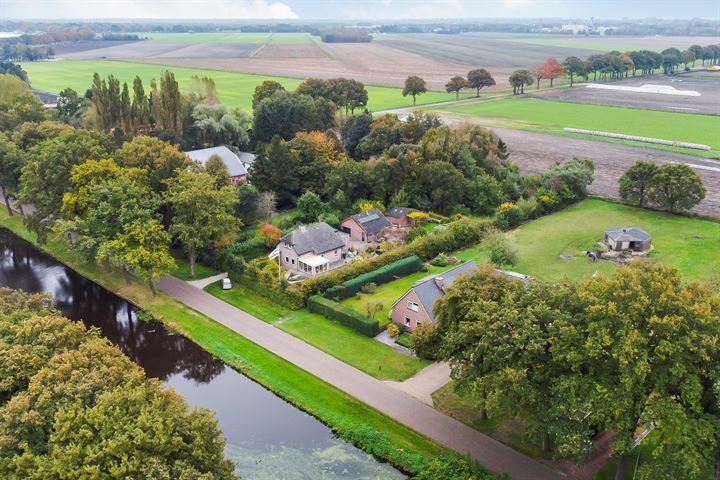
0,228,404,479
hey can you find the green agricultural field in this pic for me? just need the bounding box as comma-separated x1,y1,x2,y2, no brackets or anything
500,36,661,52
135,32,315,44
439,97,720,150
22,60,470,112
456,198,720,283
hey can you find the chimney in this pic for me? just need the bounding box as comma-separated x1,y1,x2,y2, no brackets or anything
434,276,445,291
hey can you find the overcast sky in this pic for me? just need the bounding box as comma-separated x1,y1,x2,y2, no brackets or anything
1,0,718,21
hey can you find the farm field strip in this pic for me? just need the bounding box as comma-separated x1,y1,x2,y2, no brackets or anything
21,59,475,112
133,32,315,44
436,96,720,150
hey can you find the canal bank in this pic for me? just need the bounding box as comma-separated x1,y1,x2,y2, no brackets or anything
0,211,448,476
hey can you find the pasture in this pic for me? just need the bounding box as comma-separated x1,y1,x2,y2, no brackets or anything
456,198,720,283
439,96,720,150
21,60,474,112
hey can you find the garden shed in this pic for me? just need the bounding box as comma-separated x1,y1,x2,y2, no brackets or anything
604,227,652,251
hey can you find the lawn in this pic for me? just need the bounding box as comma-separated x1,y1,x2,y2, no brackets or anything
457,198,720,282
21,60,474,113
439,96,720,150
341,265,454,326
170,250,219,280
0,208,449,473
277,310,429,381
204,279,428,381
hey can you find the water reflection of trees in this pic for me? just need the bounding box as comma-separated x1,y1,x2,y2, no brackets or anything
0,231,225,385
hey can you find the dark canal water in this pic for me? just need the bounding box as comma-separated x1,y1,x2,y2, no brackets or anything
0,228,404,480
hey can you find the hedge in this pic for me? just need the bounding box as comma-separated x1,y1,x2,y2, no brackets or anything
324,255,422,300
307,295,380,337
295,217,490,300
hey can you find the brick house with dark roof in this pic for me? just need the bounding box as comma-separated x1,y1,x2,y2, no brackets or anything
340,209,393,243
386,207,417,227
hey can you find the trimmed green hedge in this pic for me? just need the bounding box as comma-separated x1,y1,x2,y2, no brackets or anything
307,295,380,337
325,255,423,300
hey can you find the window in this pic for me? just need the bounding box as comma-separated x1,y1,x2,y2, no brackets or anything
291,259,295,265
285,256,289,263
416,319,422,327
407,301,419,312
404,317,411,327
334,249,338,254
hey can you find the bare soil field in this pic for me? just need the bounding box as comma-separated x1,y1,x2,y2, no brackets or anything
59,41,193,60
374,33,596,68
135,42,507,90
150,43,260,59
50,40,141,55
534,75,720,115
253,43,327,59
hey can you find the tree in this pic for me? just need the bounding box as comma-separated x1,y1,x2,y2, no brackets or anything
445,76,467,100
255,223,281,247
689,44,705,65
419,161,465,213
249,135,299,207
252,80,285,111
463,173,502,214
618,160,659,207
0,60,27,81
538,58,564,87
157,70,183,140
19,129,111,242
563,56,586,87
0,133,22,215
130,76,149,131
0,74,46,131
0,289,237,479
466,69,495,97
681,49,696,68
402,76,427,106
541,158,595,203
114,135,192,192
253,90,335,143
235,182,260,225
11,120,70,150
648,163,706,212
190,103,250,149
661,48,682,74
204,154,231,188
56,87,83,120
509,70,533,95
356,114,402,158
296,191,327,223
164,170,237,277
341,113,373,159
120,82,131,133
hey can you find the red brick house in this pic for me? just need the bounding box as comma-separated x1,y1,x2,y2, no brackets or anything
340,209,393,243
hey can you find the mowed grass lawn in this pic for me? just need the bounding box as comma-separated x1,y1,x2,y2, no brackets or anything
22,60,472,112
205,281,428,381
342,265,453,326
457,198,720,282
440,96,720,149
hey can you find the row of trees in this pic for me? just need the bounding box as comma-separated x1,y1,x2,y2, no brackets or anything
414,262,720,480
0,288,237,479
619,160,706,212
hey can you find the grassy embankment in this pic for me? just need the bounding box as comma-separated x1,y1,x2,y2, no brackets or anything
436,96,720,157
21,60,476,113
206,281,429,381
0,209,449,474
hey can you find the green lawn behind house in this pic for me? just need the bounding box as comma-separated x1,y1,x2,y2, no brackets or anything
22,60,475,113
438,96,720,150
457,198,720,282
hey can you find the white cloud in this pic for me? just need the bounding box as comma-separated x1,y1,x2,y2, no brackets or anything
2,0,299,20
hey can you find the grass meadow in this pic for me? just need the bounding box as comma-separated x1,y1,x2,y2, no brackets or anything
440,96,720,150
22,59,472,112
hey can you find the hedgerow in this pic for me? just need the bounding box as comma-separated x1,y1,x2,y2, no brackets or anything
307,295,379,337
324,255,423,300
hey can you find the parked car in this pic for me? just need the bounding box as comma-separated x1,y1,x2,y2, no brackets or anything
222,278,232,290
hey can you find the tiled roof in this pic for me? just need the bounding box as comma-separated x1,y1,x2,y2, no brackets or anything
280,222,345,256
351,209,392,235
184,146,247,178
605,227,651,242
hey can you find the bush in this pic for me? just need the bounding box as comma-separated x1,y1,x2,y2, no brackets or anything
429,253,449,267
387,323,400,337
516,196,538,219
494,202,525,230
360,282,377,294
484,230,518,267
406,225,427,243
307,295,379,337
324,255,423,300
413,455,495,480
255,223,281,247
411,323,443,360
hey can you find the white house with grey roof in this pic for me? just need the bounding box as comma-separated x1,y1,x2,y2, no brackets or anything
184,146,250,186
277,222,349,277
390,261,531,332
340,209,393,243
604,227,652,251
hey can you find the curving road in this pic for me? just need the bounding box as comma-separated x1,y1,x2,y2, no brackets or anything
158,275,566,480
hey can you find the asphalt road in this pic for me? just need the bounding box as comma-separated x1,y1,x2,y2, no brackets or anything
158,275,566,480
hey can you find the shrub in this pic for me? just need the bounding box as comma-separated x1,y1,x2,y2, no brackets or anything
408,211,430,224
387,323,400,337
494,202,525,230
318,211,340,227
516,196,538,219
307,295,379,336
255,223,281,247
360,282,377,294
413,455,495,480
427,211,450,223
429,253,449,267
406,225,427,243
325,255,423,300
411,323,442,360
484,229,518,267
